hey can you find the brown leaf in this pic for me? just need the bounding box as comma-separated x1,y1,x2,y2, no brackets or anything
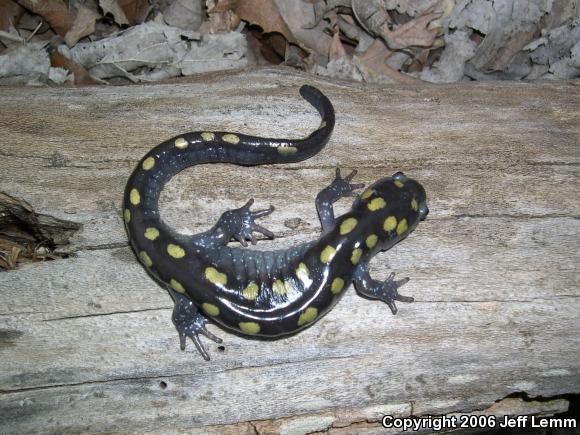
0,0,24,31
380,9,442,49
203,0,240,33
117,0,150,25
354,39,420,84
64,6,101,47
17,0,74,36
50,51,97,85
98,0,129,26
329,31,347,62
232,0,296,44
351,0,390,36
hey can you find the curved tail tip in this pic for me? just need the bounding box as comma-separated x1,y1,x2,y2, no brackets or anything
299,84,321,99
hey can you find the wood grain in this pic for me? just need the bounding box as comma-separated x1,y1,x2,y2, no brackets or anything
0,68,578,433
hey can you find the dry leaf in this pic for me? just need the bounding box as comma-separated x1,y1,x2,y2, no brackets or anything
0,246,20,270
164,0,203,30
203,0,240,33
352,0,442,49
0,0,24,31
0,42,50,82
50,50,97,84
329,31,347,62
99,0,129,26
17,0,74,36
117,0,150,25
64,6,101,47
380,9,443,49
351,0,390,36
62,22,247,81
232,0,296,44
354,39,420,84
273,0,333,61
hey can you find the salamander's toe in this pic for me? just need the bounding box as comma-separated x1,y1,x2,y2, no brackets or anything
228,200,276,246
171,293,222,361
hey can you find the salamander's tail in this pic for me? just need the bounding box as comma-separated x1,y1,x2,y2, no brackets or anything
204,84,335,165
290,84,335,159
124,85,335,233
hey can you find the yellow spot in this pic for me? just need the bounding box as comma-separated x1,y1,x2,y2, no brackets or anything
330,277,344,295
222,133,240,144
383,216,397,232
139,251,152,267
361,189,373,199
202,303,220,317
205,267,227,286
129,188,140,205
273,279,290,295
239,321,260,334
278,146,298,155
394,180,404,188
298,307,318,326
167,243,185,259
340,217,358,235
170,278,185,293
411,198,419,211
350,248,362,265
320,245,336,264
396,218,408,235
296,262,310,283
366,234,378,249
319,120,327,129
124,208,131,223
144,227,159,240
243,282,259,300
175,137,188,149
201,132,215,141
142,156,155,170
368,197,386,211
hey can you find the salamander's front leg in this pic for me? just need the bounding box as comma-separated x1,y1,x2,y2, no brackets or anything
316,168,364,234
192,198,275,248
171,292,223,361
353,263,414,314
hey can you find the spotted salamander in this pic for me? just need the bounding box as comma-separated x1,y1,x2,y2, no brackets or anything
123,85,429,360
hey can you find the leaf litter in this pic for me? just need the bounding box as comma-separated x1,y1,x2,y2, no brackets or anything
0,0,578,85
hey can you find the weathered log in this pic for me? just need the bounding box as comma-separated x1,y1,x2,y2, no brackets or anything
0,68,578,433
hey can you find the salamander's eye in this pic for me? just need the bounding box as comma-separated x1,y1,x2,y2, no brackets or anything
392,171,407,182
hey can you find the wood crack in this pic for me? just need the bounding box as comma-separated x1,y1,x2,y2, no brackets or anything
42,306,172,322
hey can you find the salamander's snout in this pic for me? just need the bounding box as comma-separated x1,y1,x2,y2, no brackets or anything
419,203,429,220
392,171,428,221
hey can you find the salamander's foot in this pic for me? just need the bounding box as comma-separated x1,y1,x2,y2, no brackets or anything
222,198,275,246
355,269,414,315
325,168,365,200
172,293,222,361
315,168,365,234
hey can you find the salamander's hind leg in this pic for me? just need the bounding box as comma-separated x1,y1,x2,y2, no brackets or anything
353,263,414,315
171,291,222,361
192,198,275,248
316,168,364,234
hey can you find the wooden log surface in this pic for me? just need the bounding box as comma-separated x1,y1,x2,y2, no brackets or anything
0,68,579,434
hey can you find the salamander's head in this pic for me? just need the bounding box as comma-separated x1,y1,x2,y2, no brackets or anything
391,171,429,221
351,171,428,248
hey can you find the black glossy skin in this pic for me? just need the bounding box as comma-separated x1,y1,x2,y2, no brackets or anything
123,85,429,360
